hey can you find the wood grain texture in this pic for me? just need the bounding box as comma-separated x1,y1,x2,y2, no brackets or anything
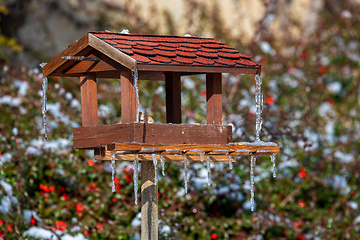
206,73,223,124
73,123,231,149
80,73,98,127
165,72,182,123
89,34,137,71
141,161,158,240
121,70,137,123
94,142,279,161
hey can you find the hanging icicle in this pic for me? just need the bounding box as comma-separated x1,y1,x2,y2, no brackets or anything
271,152,277,178
132,69,140,122
255,75,263,142
111,151,116,192
250,155,257,211
40,63,48,142
228,155,233,170
152,153,158,185
200,152,204,162
160,155,165,176
206,154,211,187
183,154,189,193
133,153,139,205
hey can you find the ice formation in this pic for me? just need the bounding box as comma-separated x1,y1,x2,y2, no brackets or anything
133,154,139,205
255,75,263,142
152,154,158,185
111,151,116,192
132,69,140,122
206,154,211,186
228,155,233,170
250,155,257,211
183,154,189,193
40,63,48,142
160,155,165,176
271,152,277,178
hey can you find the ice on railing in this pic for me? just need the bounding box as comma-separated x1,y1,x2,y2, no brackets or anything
233,141,278,147
141,147,157,151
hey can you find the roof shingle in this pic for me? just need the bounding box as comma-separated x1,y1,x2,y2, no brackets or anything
90,31,259,70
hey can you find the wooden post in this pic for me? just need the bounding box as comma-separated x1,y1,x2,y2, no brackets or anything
165,72,182,123
206,73,222,125
141,161,158,240
80,73,98,126
121,70,137,123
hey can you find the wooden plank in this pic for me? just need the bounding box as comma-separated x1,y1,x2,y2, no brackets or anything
141,161,158,240
165,72,182,123
88,33,137,71
94,143,279,161
73,123,231,149
137,64,259,74
206,73,223,124
43,34,90,77
139,71,165,81
121,70,137,123
80,73,98,127
73,124,133,149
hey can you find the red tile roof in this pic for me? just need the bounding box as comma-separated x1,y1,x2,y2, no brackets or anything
90,31,259,70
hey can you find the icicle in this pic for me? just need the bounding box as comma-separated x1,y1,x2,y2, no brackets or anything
133,153,139,205
206,154,211,186
271,152,277,178
200,152,204,162
228,155,233,170
250,155,257,211
132,69,140,122
111,151,116,192
152,153,158,185
160,155,165,176
255,75,263,142
183,154,189,193
40,63,48,142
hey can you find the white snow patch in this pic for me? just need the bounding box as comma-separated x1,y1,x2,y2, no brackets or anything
0,152,12,165
260,41,276,55
131,212,141,228
334,151,354,163
23,227,88,240
0,95,22,106
327,82,342,94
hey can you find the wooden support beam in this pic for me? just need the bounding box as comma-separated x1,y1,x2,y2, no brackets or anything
121,70,137,123
165,72,182,123
80,73,98,127
141,161,158,240
206,73,223,125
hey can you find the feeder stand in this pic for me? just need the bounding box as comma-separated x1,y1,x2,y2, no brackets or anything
43,31,279,240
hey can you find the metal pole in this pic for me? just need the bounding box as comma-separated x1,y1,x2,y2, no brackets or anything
141,161,158,240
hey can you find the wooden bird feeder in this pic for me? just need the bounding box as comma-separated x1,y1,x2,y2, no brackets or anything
43,31,279,239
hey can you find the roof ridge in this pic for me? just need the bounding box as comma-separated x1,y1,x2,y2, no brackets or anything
89,31,218,41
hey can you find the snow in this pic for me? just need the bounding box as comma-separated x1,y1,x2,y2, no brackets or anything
341,10,352,18
334,151,354,163
14,80,29,96
260,41,276,55
131,212,142,228
327,81,342,94
0,95,22,106
0,180,13,195
120,29,130,34
0,152,12,165
23,227,88,240
348,201,358,210
23,210,42,225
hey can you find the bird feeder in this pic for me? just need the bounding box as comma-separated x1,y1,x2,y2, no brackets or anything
43,31,279,239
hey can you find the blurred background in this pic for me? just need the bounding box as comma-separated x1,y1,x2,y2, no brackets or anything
0,0,359,239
